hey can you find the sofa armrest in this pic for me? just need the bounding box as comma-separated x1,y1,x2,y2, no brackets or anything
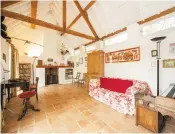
125,82,152,109
89,79,100,92
126,81,152,96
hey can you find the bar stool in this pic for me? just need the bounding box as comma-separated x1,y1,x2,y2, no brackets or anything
18,90,40,121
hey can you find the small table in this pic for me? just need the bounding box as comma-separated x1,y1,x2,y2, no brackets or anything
136,95,164,133
1,80,29,110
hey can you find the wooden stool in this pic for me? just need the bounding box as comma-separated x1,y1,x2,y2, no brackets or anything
18,90,40,121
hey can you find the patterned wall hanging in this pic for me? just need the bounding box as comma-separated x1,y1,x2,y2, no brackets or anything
105,47,140,63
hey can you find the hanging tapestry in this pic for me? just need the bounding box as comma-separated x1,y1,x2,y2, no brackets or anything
105,47,140,63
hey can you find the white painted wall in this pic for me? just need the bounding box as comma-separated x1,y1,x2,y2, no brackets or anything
74,23,175,96
1,38,10,82
36,68,45,87
104,23,175,95
73,46,87,78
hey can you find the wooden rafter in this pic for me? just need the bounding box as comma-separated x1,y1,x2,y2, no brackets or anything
84,40,97,46
101,27,127,40
138,6,175,25
31,1,38,29
75,27,127,50
61,0,96,36
63,0,66,31
1,1,21,8
74,0,99,40
1,9,96,40
75,6,175,49
74,47,80,50
83,27,127,46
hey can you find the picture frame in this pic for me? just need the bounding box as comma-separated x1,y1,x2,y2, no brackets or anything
48,58,53,62
163,59,175,68
105,47,140,63
3,53,6,63
151,50,158,57
169,43,175,54
76,62,79,67
85,56,87,61
79,58,83,64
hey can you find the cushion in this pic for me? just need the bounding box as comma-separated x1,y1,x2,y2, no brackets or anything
18,90,36,98
100,77,133,93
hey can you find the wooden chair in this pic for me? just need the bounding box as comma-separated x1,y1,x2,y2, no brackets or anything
72,72,81,85
29,77,39,101
78,73,86,87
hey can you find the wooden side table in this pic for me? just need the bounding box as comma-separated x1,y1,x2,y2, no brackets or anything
136,95,164,133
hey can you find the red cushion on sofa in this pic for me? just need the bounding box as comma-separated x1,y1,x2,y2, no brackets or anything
100,77,133,93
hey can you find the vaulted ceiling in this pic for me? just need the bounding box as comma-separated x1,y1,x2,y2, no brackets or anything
2,0,175,49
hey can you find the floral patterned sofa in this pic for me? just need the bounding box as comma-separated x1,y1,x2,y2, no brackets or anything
89,77,152,115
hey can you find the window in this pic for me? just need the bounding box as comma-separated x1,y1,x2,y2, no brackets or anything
105,32,127,46
142,15,175,36
86,44,96,52
74,49,80,56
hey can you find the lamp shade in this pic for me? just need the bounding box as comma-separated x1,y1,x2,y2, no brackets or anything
28,45,43,57
150,36,166,42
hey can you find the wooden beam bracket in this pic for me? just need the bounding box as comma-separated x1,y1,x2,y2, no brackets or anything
74,0,99,40
61,1,96,36
31,1,38,29
63,0,67,31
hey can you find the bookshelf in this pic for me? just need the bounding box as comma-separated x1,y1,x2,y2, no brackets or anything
19,63,31,81
65,68,73,80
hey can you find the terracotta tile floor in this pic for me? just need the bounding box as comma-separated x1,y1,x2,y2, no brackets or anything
2,84,175,133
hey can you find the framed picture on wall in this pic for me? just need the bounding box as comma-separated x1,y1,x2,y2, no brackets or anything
105,47,140,63
169,43,175,53
48,58,53,62
76,62,79,67
163,59,175,68
3,53,6,63
85,56,87,61
151,50,158,57
79,58,83,64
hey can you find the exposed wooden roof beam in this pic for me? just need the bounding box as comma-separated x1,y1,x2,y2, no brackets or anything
81,27,127,47
138,6,175,25
84,40,97,46
31,1,38,29
1,1,21,8
74,0,99,40
101,27,127,40
63,0,66,31
1,9,96,40
61,1,96,36
74,47,80,50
